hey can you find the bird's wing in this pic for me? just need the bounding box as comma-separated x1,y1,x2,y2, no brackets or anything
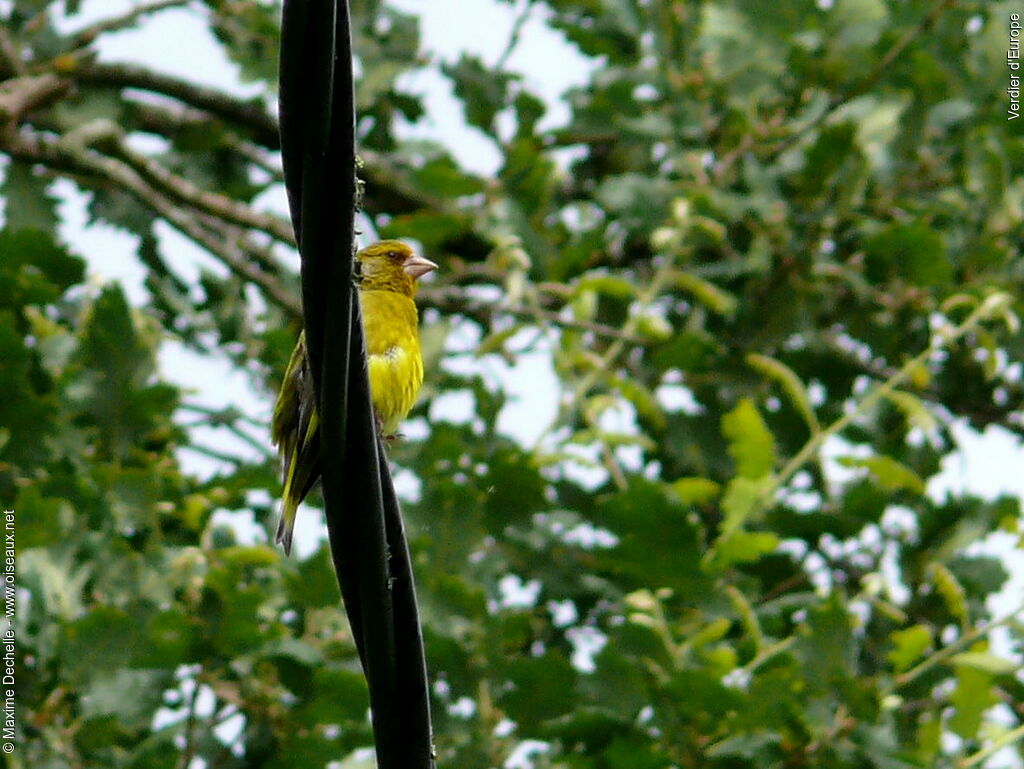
272,332,321,554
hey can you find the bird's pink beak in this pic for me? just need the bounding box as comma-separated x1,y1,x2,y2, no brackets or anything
402,253,438,281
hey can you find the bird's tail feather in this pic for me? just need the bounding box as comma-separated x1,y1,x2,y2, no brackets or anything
276,446,301,556
275,500,296,556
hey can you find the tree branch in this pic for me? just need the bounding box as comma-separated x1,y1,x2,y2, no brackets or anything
117,98,287,181
69,0,191,48
0,73,71,126
0,27,25,78
494,0,533,71
1,123,300,317
72,60,281,147
110,128,296,244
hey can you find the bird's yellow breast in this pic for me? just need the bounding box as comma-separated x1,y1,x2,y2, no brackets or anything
360,288,423,434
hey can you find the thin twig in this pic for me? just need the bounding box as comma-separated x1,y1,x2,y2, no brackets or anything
179,443,251,466
358,147,454,214
846,0,957,108
740,635,797,676
120,96,222,135
179,402,269,430
191,209,293,281
179,419,273,459
494,0,533,71
958,722,1024,768
765,0,958,157
766,295,1011,509
894,600,1024,689
70,0,191,48
595,428,629,490
533,257,679,452
0,27,25,78
232,140,285,183
176,677,201,769
178,405,273,458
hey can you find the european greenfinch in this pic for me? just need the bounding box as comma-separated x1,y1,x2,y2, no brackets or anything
272,240,437,555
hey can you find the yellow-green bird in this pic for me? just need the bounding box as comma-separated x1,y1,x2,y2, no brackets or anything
271,240,438,555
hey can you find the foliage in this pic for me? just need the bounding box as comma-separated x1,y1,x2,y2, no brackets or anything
1,1,1023,768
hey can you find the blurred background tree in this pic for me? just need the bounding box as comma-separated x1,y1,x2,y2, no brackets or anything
2,1,1023,768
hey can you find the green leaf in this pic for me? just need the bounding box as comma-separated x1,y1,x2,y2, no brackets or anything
87,181,157,237
210,1,281,84
720,474,775,532
798,595,857,688
614,376,666,431
260,636,324,668
588,478,710,596
80,669,172,730
12,486,66,548
651,330,718,373
834,95,910,172
950,651,1018,675
379,210,475,255
1,160,59,232
747,353,820,433
925,99,976,134
442,54,513,135
669,477,721,505
594,173,674,231
948,554,1010,598
915,712,942,764
0,228,86,309
829,0,889,50
476,325,521,358
706,733,783,763
949,661,999,739
297,666,370,725
883,390,938,434
706,530,780,570
286,546,342,609
698,4,786,100
864,222,952,287
406,150,486,199
798,122,857,195
60,606,141,684
928,562,969,623
73,285,179,460
483,444,547,528
20,547,91,623
547,0,640,61
721,399,777,479
836,455,925,494
138,607,194,667
887,625,933,673
499,650,577,730
670,270,738,317
575,271,637,300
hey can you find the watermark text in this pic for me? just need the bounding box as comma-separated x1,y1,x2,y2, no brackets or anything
2,509,14,754
1010,13,1021,120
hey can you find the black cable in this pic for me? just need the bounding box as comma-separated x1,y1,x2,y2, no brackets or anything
278,1,434,767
